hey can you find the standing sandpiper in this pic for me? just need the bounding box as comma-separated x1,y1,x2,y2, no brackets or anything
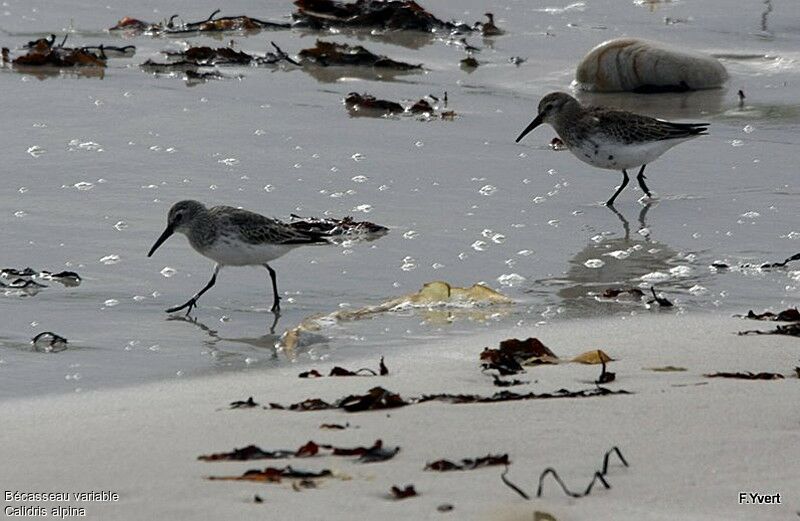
148,200,328,314
515,92,708,206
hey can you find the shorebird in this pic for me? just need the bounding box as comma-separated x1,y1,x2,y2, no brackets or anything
147,200,327,314
515,92,708,206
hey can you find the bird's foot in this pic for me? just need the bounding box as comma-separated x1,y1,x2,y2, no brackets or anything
270,295,282,313
637,193,657,204
166,298,198,315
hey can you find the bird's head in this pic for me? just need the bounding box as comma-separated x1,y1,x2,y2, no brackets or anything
147,200,206,257
515,91,578,143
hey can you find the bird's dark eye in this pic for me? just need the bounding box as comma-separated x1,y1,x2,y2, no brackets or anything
174,213,183,222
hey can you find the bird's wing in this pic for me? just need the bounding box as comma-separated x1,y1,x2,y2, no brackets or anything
212,206,326,245
583,108,708,144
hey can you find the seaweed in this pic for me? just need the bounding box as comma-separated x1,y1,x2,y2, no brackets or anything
390,485,418,499
298,40,421,70
292,0,476,33
110,10,289,35
501,447,629,499
207,466,333,483
704,372,784,380
425,454,509,471
12,35,106,68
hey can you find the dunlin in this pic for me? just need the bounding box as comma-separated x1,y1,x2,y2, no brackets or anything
515,92,708,206
148,200,327,314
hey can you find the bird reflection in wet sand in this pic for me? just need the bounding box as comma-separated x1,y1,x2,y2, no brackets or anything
534,203,709,315
166,314,284,362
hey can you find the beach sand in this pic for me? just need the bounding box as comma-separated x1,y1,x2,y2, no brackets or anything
2,313,797,520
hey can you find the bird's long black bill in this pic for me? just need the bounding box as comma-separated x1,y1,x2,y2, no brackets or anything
515,113,544,143
148,225,175,257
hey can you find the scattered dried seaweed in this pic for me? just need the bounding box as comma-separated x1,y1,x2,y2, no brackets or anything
109,10,290,35
738,323,800,337
292,0,476,33
259,385,630,412
741,308,800,322
299,358,388,377
229,396,259,408
31,332,68,353
501,447,628,499
298,40,422,70
208,466,333,483
390,485,418,499
417,387,630,405
425,454,509,472
200,439,398,463
704,372,784,380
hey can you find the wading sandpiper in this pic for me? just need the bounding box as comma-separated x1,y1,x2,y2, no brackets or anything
515,92,708,206
148,200,328,314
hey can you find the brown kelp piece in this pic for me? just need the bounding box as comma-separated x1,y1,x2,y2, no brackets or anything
110,10,289,35
704,372,785,380
289,214,389,238
339,386,408,412
426,454,509,472
738,323,800,337
320,422,350,430
229,396,259,408
601,287,644,299
163,42,299,67
481,337,557,374
298,40,421,69
12,35,106,68
198,445,295,461
298,357,388,377
208,466,333,483
344,93,452,119
390,484,418,499
742,308,800,322
345,93,404,116
760,252,800,269
292,0,475,33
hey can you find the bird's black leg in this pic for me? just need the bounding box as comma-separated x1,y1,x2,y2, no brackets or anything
605,170,630,207
264,264,281,313
636,164,652,198
166,265,220,315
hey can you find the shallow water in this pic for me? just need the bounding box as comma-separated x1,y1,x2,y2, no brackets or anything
1,0,799,398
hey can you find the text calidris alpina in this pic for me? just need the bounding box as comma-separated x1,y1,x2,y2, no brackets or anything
148,200,327,314
515,92,708,206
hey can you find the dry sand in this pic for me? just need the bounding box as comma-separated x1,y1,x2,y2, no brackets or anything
2,313,798,520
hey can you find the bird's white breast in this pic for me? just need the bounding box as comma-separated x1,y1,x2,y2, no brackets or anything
198,235,296,266
570,137,695,171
